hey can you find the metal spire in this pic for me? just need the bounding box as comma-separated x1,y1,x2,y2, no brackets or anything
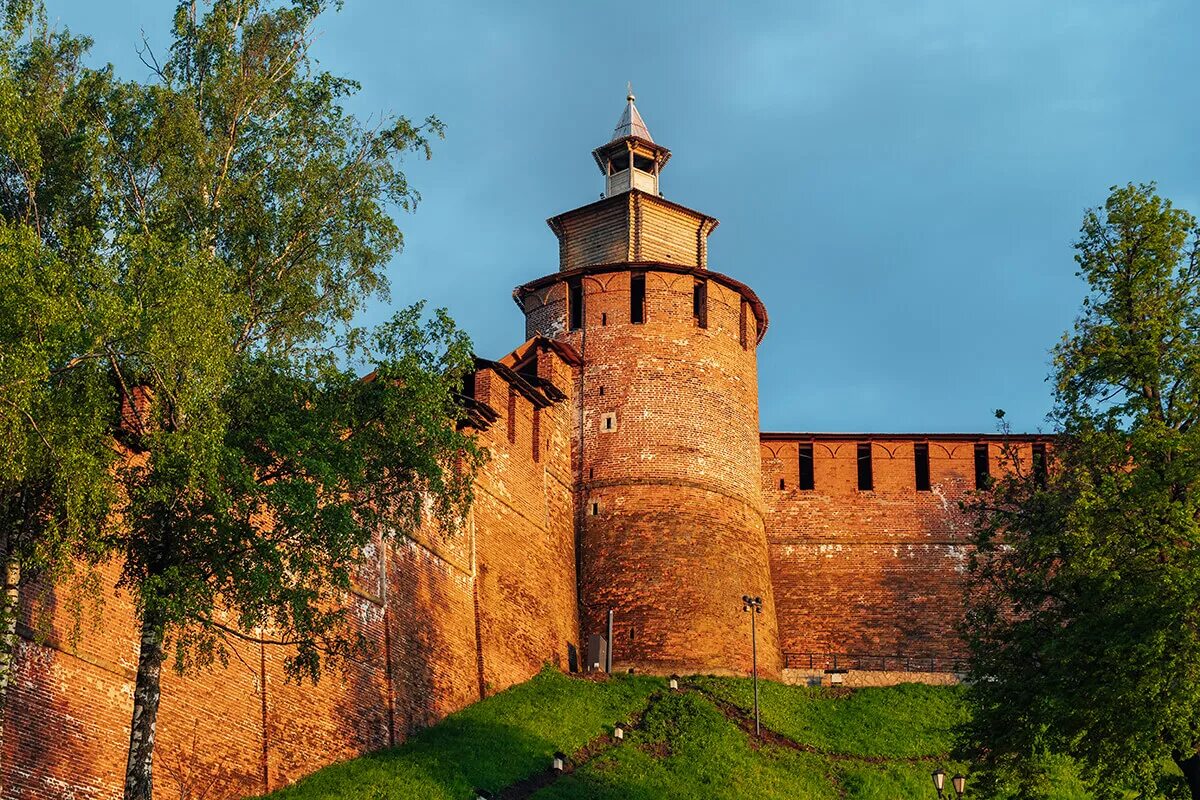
611,84,653,143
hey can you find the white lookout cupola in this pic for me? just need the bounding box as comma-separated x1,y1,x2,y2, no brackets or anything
592,86,671,198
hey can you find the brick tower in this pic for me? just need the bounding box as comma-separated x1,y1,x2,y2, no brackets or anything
514,91,782,676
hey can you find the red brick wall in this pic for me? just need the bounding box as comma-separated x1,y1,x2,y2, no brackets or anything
520,256,782,678
1,351,580,800
761,436,1038,663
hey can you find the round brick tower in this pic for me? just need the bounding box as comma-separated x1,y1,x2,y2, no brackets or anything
513,92,781,677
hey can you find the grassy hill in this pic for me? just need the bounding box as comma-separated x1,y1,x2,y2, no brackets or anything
256,667,1093,800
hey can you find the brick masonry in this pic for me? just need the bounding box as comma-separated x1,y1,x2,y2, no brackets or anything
761,436,1042,663
4,124,1047,798
782,668,961,688
3,346,581,799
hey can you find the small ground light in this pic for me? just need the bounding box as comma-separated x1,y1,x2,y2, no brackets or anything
931,768,946,796
552,752,566,772
931,768,965,798
474,790,494,800
613,722,625,740
669,674,679,690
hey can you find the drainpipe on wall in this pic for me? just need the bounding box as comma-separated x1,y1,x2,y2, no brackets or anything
259,635,269,794
606,608,613,673
575,292,588,655
379,540,396,747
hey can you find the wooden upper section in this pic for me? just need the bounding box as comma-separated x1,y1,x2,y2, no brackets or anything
546,189,718,272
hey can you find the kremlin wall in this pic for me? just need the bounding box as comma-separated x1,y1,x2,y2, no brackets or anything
2,96,1045,799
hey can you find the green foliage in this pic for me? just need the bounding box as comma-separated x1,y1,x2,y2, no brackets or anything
2,1,476,795
962,183,1200,799
75,0,475,683
0,0,119,639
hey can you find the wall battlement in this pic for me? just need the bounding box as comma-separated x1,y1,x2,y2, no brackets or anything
761,434,1046,661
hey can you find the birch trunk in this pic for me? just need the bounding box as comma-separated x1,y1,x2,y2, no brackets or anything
0,547,20,799
123,609,166,800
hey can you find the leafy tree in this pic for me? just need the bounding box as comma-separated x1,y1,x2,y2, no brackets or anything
0,1,477,797
85,3,486,799
0,2,120,788
961,183,1200,800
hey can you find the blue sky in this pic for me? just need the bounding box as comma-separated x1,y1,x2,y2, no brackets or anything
48,1,1200,433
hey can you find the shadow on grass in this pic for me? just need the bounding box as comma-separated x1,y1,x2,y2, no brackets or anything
259,668,663,800
261,717,561,800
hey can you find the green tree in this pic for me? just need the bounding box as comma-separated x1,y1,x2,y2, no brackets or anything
0,3,120,789
18,2,481,798
961,183,1200,800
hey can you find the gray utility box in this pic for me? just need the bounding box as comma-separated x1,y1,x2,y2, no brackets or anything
587,634,608,673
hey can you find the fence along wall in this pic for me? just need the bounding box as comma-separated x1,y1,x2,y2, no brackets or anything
1,343,581,800
761,435,1044,665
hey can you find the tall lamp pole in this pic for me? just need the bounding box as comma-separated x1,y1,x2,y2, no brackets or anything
742,594,763,737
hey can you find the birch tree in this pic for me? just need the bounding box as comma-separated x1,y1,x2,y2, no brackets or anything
0,4,119,790
93,3,484,799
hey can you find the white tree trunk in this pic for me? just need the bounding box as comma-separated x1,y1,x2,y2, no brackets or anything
0,552,20,799
124,610,165,800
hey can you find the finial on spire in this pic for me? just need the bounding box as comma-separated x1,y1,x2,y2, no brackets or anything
608,87,653,143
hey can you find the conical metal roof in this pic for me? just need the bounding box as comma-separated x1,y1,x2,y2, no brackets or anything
611,90,653,143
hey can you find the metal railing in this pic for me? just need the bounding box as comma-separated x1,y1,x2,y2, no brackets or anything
783,651,964,674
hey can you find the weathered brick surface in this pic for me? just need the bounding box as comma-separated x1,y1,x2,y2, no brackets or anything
761,437,1040,661
3,347,580,800
781,668,960,688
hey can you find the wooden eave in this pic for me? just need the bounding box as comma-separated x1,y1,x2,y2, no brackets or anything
546,189,716,238
457,395,499,431
591,135,672,173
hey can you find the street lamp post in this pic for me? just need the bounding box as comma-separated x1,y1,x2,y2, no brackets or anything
742,594,763,737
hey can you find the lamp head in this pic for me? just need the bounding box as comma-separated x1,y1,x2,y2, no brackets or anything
931,768,946,792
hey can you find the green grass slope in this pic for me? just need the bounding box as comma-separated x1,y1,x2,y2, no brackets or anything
256,667,660,800
258,667,1101,800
